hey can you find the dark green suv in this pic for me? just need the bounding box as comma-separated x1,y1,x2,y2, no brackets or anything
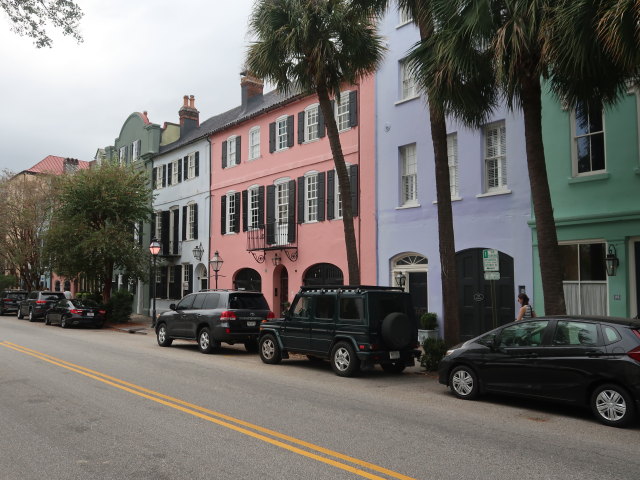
258,286,420,377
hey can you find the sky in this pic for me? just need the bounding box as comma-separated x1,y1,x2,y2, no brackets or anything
0,0,257,173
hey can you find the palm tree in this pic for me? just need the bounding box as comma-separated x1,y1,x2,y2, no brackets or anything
246,0,385,285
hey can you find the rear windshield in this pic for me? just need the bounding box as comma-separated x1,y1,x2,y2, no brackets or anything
43,293,66,300
369,293,414,325
69,299,98,308
5,293,26,299
228,294,269,310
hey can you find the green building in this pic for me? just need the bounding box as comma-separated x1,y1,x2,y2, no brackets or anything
533,89,640,318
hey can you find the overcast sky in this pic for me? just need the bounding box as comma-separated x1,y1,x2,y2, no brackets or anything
0,0,257,173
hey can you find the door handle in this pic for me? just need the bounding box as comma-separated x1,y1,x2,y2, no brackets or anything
586,350,603,357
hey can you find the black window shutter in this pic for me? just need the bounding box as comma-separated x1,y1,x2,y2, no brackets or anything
297,176,305,224
222,140,228,168
349,90,358,127
152,167,157,189
221,195,227,235
236,136,241,164
269,122,276,153
287,180,296,242
159,266,168,299
162,165,167,188
298,111,305,144
182,206,187,240
183,156,188,179
195,151,199,177
172,210,179,254
266,185,275,244
138,221,143,246
327,170,335,220
242,190,248,232
161,210,170,254
178,158,183,182
167,162,173,186
151,215,156,240
287,115,295,148
234,192,241,233
318,107,325,138
188,264,193,294
258,186,265,228
193,204,199,240
349,165,359,216
317,171,326,221
170,268,181,299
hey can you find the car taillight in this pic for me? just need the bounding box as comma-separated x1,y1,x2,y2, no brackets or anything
70,309,82,314
628,345,640,363
220,311,237,320
36,300,47,304
3,299,11,302
98,310,106,315
633,330,640,340
267,311,275,319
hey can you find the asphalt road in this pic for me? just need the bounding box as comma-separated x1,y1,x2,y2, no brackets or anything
1,315,639,480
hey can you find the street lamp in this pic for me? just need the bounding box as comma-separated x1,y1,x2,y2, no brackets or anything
149,238,161,326
210,250,224,289
394,271,406,290
272,253,281,267
605,245,619,277
192,243,204,261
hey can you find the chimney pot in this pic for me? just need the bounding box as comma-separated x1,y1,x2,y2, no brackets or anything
183,95,189,107
189,95,195,108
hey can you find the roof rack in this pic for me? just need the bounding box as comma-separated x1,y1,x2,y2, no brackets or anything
298,285,404,293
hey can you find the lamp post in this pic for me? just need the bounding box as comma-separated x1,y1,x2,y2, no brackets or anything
210,250,224,289
149,238,161,326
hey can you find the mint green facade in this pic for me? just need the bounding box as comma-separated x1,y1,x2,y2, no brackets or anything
534,89,640,318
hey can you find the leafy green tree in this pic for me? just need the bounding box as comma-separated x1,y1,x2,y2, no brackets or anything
45,163,153,302
246,0,385,285
0,274,18,290
1,0,83,47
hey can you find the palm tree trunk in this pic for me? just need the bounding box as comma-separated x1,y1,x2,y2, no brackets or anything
521,77,566,315
316,85,360,285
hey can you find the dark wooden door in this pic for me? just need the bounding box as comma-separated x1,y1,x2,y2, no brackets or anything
456,248,515,342
279,267,289,316
408,271,428,312
635,242,640,316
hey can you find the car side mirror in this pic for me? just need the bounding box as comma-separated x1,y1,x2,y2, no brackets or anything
169,303,176,310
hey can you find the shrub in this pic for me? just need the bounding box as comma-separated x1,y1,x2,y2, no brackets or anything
420,337,448,371
106,290,133,324
76,291,102,304
419,312,438,330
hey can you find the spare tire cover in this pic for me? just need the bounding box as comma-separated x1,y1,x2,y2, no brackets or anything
381,312,412,349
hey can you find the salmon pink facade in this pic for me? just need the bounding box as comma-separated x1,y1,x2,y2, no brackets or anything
209,75,376,315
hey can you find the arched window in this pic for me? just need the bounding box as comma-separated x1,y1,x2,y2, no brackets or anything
303,263,344,286
54,280,61,292
235,268,262,292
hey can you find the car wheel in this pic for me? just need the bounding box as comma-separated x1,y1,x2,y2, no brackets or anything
449,365,479,400
44,313,51,325
381,362,406,374
61,317,69,329
198,327,219,354
331,342,360,377
591,384,636,428
244,339,258,353
28,309,36,322
156,323,173,347
17,307,24,319
259,335,282,364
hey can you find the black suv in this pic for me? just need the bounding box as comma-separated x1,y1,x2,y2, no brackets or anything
155,290,274,353
0,290,28,315
18,291,67,322
258,286,421,377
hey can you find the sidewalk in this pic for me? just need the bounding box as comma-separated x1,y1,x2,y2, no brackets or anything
105,314,153,334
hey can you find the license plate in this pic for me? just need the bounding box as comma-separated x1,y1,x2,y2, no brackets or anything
87,312,94,317
389,351,400,360
247,321,256,327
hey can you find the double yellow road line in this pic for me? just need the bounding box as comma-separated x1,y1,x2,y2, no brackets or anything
0,341,416,480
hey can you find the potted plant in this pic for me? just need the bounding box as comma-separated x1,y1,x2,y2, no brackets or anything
418,312,439,343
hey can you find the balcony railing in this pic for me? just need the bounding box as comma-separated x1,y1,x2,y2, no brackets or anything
246,221,298,263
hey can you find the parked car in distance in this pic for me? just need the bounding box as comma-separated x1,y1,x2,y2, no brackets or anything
44,298,106,329
258,286,421,377
439,316,640,427
155,290,274,353
0,290,28,315
18,291,67,322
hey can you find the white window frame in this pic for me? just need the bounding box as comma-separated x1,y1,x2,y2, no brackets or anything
305,104,320,142
400,59,418,101
132,141,139,162
227,135,238,167
154,211,162,241
168,265,175,283
119,146,127,165
398,6,412,26
335,92,351,132
187,153,196,180
400,143,418,206
484,121,508,193
187,203,196,240
333,164,351,219
249,126,261,160
247,185,260,230
183,264,190,284
171,159,179,185
560,241,608,316
155,167,164,190
447,133,460,199
274,178,290,245
225,192,237,234
571,101,606,177
304,172,319,223
276,116,288,151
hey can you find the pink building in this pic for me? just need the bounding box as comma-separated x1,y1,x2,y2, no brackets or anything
209,74,376,315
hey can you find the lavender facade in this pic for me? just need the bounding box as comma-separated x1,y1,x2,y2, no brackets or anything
375,10,534,340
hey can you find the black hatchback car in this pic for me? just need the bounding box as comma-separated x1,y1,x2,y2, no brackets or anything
155,290,274,353
44,299,106,329
0,290,28,315
439,316,640,427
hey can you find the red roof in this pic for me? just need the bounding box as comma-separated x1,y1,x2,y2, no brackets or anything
24,156,91,175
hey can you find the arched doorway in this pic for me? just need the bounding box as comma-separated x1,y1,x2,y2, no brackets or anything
391,253,428,315
303,263,344,286
273,265,289,316
456,248,515,341
234,268,262,292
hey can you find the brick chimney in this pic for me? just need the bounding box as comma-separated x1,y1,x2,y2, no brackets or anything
64,157,79,174
179,94,199,135
241,71,264,110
